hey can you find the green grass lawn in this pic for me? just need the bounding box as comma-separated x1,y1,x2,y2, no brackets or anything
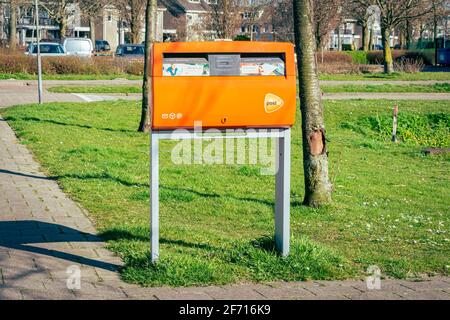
1,71,449,82
322,83,450,93
1,99,449,287
48,83,450,94
0,73,142,81
319,72,450,81
48,85,142,94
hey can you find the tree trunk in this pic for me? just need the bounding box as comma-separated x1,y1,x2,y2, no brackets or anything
130,16,143,43
9,0,17,48
368,28,373,50
337,26,341,51
434,13,438,66
418,24,424,49
362,23,369,51
293,0,332,207
381,26,394,74
90,17,96,44
139,0,157,133
59,17,67,40
406,20,412,50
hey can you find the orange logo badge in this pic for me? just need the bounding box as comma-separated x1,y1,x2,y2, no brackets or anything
264,93,284,113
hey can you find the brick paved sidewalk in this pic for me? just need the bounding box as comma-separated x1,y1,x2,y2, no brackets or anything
0,116,449,300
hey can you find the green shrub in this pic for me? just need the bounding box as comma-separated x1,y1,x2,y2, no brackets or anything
366,50,430,65
344,51,369,64
316,51,353,64
345,112,450,147
234,35,250,41
0,54,144,75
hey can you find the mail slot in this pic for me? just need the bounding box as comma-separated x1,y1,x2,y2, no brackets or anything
152,41,297,130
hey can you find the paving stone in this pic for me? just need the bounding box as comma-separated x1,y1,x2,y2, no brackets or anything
0,288,23,299
398,279,450,292
20,288,76,300
299,294,351,300
202,285,267,300
301,281,364,297
346,291,405,300
73,282,128,299
397,290,450,300
157,287,214,300
252,283,315,299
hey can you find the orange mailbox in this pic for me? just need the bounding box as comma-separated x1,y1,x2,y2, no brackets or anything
151,41,297,130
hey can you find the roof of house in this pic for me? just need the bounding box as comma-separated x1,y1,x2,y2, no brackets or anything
160,0,210,14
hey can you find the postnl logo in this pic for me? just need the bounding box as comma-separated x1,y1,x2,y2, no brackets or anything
264,94,284,113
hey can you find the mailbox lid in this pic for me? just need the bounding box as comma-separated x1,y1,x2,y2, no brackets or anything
153,41,296,77
152,75,296,129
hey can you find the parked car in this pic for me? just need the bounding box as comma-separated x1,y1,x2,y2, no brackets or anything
373,44,383,50
25,42,66,56
95,40,111,52
63,38,93,57
115,44,145,57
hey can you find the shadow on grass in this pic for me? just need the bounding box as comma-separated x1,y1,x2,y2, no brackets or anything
100,228,218,252
3,115,137,134
0,167,306,209
106,231,352,286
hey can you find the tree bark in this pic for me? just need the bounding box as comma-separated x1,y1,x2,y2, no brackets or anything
337,26,341,51
130,13,144,44
90,17,96,44
293,0,332,207
406,20,412,50
59,17,67,39
362,23,369,51
9,0,17,48
381,26,394,74
138,0,157,133
434,12,438,66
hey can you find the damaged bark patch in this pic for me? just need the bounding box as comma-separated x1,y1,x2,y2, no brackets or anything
309,129,326,156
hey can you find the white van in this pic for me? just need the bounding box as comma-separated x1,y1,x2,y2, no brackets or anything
63,38,93,57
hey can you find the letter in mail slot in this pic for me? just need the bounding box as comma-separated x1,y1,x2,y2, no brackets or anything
152,42,297,130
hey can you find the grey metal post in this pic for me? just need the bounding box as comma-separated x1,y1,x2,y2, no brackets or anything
149,128,291,263
150,132,159,263
34,0,43,104
275,128,291,256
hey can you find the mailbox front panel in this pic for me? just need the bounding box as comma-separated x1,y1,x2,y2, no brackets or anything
152,42,296,130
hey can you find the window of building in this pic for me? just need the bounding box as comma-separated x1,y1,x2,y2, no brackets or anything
188,0,200,3
205,0,218,4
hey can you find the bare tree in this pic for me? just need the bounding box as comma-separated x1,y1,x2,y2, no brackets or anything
293,0,332,207
356,0,432,73
206,0,242,39
8,0,17,48
241,0,269,41
79,0,110,44
430,0,448,63
117,0,146,43
270,0,342,47
38,0,78,39
312,0,342,50
138,0,157,133
269,0,294,42
345,0,373,51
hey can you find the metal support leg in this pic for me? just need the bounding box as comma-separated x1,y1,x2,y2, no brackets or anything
275,128,291,256
150,132,159,263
